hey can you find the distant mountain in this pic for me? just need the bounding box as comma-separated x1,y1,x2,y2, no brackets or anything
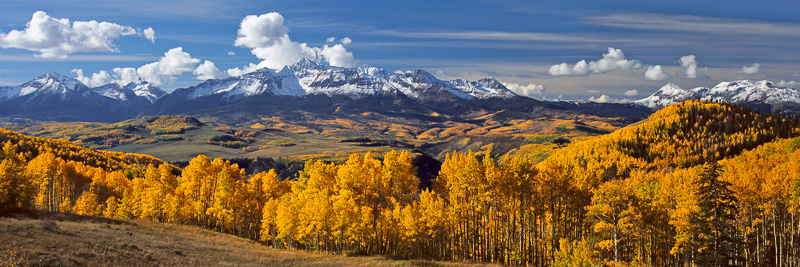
0,62,653,123
164,59,517,103
636,80,800,113
149,59,553,121
91,81,166,104
0,72,143,122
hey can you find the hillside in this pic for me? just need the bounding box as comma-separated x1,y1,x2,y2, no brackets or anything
0,127,164,171
0,211,489,267
540,100,800,188
2,109,628,163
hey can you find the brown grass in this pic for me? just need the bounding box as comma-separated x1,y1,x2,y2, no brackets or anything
0,211,496,267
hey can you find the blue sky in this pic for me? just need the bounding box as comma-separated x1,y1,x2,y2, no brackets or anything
1,0,798,101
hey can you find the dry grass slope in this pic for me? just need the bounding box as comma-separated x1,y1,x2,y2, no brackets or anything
0,211,496,267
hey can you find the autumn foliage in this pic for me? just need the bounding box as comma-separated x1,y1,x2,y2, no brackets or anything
2,100,800,266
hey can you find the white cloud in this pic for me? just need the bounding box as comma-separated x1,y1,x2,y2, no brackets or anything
549,60,589,76
740,63,760,74
548,47,640,76
393,70,405,74
136,47,200,85
644,65,672,81
227,51,235,56
226,62,264,77
503,82,546,96
112,67,139,85
589,94,612,103
72,69,113,87
677,55,707,79
73,47,201,86
624,89,638,96
142,27,156,43
589,94,632,103
326,37,336,43
193,60,229,80
776,80,800,88
0,11,153,58
234,12,290,48
319,44,355,68
230,12,357,74
587,89,601,94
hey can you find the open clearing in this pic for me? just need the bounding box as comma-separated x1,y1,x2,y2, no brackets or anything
0,211,496,267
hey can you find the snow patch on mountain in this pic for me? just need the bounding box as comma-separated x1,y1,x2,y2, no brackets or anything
0,72,88,100
636,80,800,109
174,59,518,101
127,81,167,103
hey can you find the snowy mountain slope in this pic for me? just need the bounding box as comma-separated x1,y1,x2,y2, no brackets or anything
169,59,518,102
90,81,166,103
636,80,800,109
0,72,88,100
126,81,167,103
0,72,146,122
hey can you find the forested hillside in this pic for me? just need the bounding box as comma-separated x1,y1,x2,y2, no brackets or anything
1,100,799,266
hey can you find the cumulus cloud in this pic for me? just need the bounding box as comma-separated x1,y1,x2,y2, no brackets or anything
228,12,357,75
227,51,235,56
589,94,612,103
136,47,201,85
549,60,589,76
644,65,672,81
112,67,139,85
0,11,154,58
72,47,203,87
740,63,760,74
319,44,355,67
503,83,546,96
142,27,156,43
548,47,641,76
194,60,229,80
72,69,113,87
624,89,639,96
589,94,632,103
226,62,265,77
677,55,707,79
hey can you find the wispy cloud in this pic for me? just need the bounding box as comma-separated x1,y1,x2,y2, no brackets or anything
25,0,246,20
374,29,610,43
0,53,158,62
587,13,800,37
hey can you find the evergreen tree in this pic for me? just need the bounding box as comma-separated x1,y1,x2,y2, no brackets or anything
693,162,741,267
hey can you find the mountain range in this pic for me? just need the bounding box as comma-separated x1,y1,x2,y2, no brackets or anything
635,80,800,113
9,59,797,123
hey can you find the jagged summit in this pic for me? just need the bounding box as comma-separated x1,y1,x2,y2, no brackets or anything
0,71,87,100
88,81,166,103
168,60,518,102
125,81,167,103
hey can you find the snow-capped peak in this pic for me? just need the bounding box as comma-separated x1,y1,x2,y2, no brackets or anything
18,71,85,97
657,83,685,96
636,80,800,109
125,81,167,103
